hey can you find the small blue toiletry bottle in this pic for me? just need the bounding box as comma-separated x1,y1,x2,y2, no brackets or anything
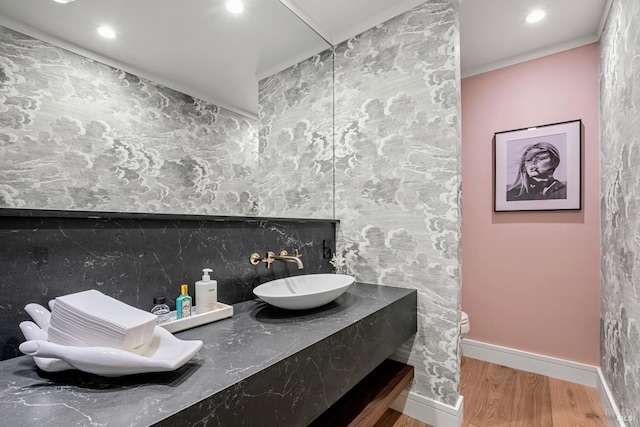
176,284,192,319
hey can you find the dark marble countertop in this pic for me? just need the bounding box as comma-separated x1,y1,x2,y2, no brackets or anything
1,283,417,426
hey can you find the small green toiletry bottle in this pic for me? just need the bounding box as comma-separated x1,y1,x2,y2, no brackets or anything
176,284,192,319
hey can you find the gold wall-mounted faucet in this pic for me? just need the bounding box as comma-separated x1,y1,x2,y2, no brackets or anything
250,249,304,269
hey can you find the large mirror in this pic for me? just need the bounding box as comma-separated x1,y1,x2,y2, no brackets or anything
0,0,334,219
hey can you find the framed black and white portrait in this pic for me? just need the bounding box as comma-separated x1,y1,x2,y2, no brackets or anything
494,119,582,212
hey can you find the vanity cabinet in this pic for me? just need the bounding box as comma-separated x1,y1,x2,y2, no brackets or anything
1,283,417,426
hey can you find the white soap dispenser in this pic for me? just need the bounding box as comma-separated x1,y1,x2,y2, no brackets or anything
195,268,217,314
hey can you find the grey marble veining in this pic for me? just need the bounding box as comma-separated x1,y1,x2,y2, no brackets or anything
599,0,640,423
333,0,461,407
0,209,336,360
0,283,417,427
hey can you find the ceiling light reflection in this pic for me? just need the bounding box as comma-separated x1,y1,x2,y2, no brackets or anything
97,26,116,39
226,0,244,14
525,10,546,24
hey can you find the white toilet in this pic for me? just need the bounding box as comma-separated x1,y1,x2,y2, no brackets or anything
460,311,470,337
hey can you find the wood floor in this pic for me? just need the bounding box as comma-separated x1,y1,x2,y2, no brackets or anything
374,357,608,427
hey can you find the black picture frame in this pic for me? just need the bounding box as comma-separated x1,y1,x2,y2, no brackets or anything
494,119,582,212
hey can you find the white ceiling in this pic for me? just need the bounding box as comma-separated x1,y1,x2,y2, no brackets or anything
459,0,610,77
0,0,611,118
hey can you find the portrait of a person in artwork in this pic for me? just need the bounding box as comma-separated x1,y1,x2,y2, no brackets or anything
507,142,567,201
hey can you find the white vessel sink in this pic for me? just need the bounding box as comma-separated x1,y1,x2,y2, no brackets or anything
253,274,355,310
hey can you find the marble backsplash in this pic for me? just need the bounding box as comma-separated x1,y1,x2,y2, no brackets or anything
0,209,336,360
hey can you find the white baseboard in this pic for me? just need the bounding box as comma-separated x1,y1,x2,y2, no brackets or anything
461,338,628,427
391,391,463,427
460,338,598,386
596,368,628,427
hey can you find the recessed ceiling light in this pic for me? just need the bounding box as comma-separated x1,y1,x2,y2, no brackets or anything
226,0,244,14
52,0,75,3
525,10,546,24
97,26,116,39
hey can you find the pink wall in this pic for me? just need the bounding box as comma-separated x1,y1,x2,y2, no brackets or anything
461,43,600,365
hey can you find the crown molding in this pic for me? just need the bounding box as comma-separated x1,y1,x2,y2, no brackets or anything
596,0,615,38
461,34,599,80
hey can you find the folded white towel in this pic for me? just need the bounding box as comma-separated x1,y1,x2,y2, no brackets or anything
49,290,156,353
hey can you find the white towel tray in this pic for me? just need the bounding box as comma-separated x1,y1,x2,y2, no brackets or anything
159,303,233,333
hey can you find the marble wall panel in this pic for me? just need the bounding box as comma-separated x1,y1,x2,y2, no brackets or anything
599,0,640,423
0,210,335,360
0,25,259,216
257,49,334,219
333,0,461,407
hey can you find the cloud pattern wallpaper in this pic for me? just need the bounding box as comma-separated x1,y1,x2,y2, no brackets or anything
600,0,640,423
257,49,334,219
333,0,461,406
0,25,260,216
0,0,463,411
